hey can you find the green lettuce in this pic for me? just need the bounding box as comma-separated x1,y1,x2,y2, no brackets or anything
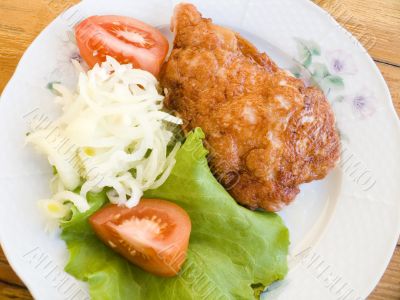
61,128,289,300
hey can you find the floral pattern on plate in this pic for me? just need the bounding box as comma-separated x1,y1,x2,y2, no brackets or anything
292,38,377,120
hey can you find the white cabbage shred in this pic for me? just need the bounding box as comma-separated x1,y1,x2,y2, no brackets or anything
27,56,181,218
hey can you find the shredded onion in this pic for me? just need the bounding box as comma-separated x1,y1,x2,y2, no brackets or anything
27,56,181,214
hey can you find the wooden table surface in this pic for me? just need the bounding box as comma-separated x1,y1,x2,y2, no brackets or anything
0,0,399,299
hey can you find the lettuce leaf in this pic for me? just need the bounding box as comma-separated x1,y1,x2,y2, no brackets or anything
61,128,289,300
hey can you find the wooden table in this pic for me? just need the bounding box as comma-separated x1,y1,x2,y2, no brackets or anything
0,0,399,299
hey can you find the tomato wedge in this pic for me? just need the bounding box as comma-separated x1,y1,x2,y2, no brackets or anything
75,15,169,76
89,198,191,277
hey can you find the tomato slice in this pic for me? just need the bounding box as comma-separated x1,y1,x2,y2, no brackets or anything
75,15,169,76
89,198,191,277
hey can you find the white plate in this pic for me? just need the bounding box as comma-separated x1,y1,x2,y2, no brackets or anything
1,0,399,299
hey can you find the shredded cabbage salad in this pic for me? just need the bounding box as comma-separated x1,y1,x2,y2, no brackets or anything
27,56,182,219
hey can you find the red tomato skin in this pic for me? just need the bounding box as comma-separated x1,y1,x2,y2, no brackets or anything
75,16,169,76
89,198,191,277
